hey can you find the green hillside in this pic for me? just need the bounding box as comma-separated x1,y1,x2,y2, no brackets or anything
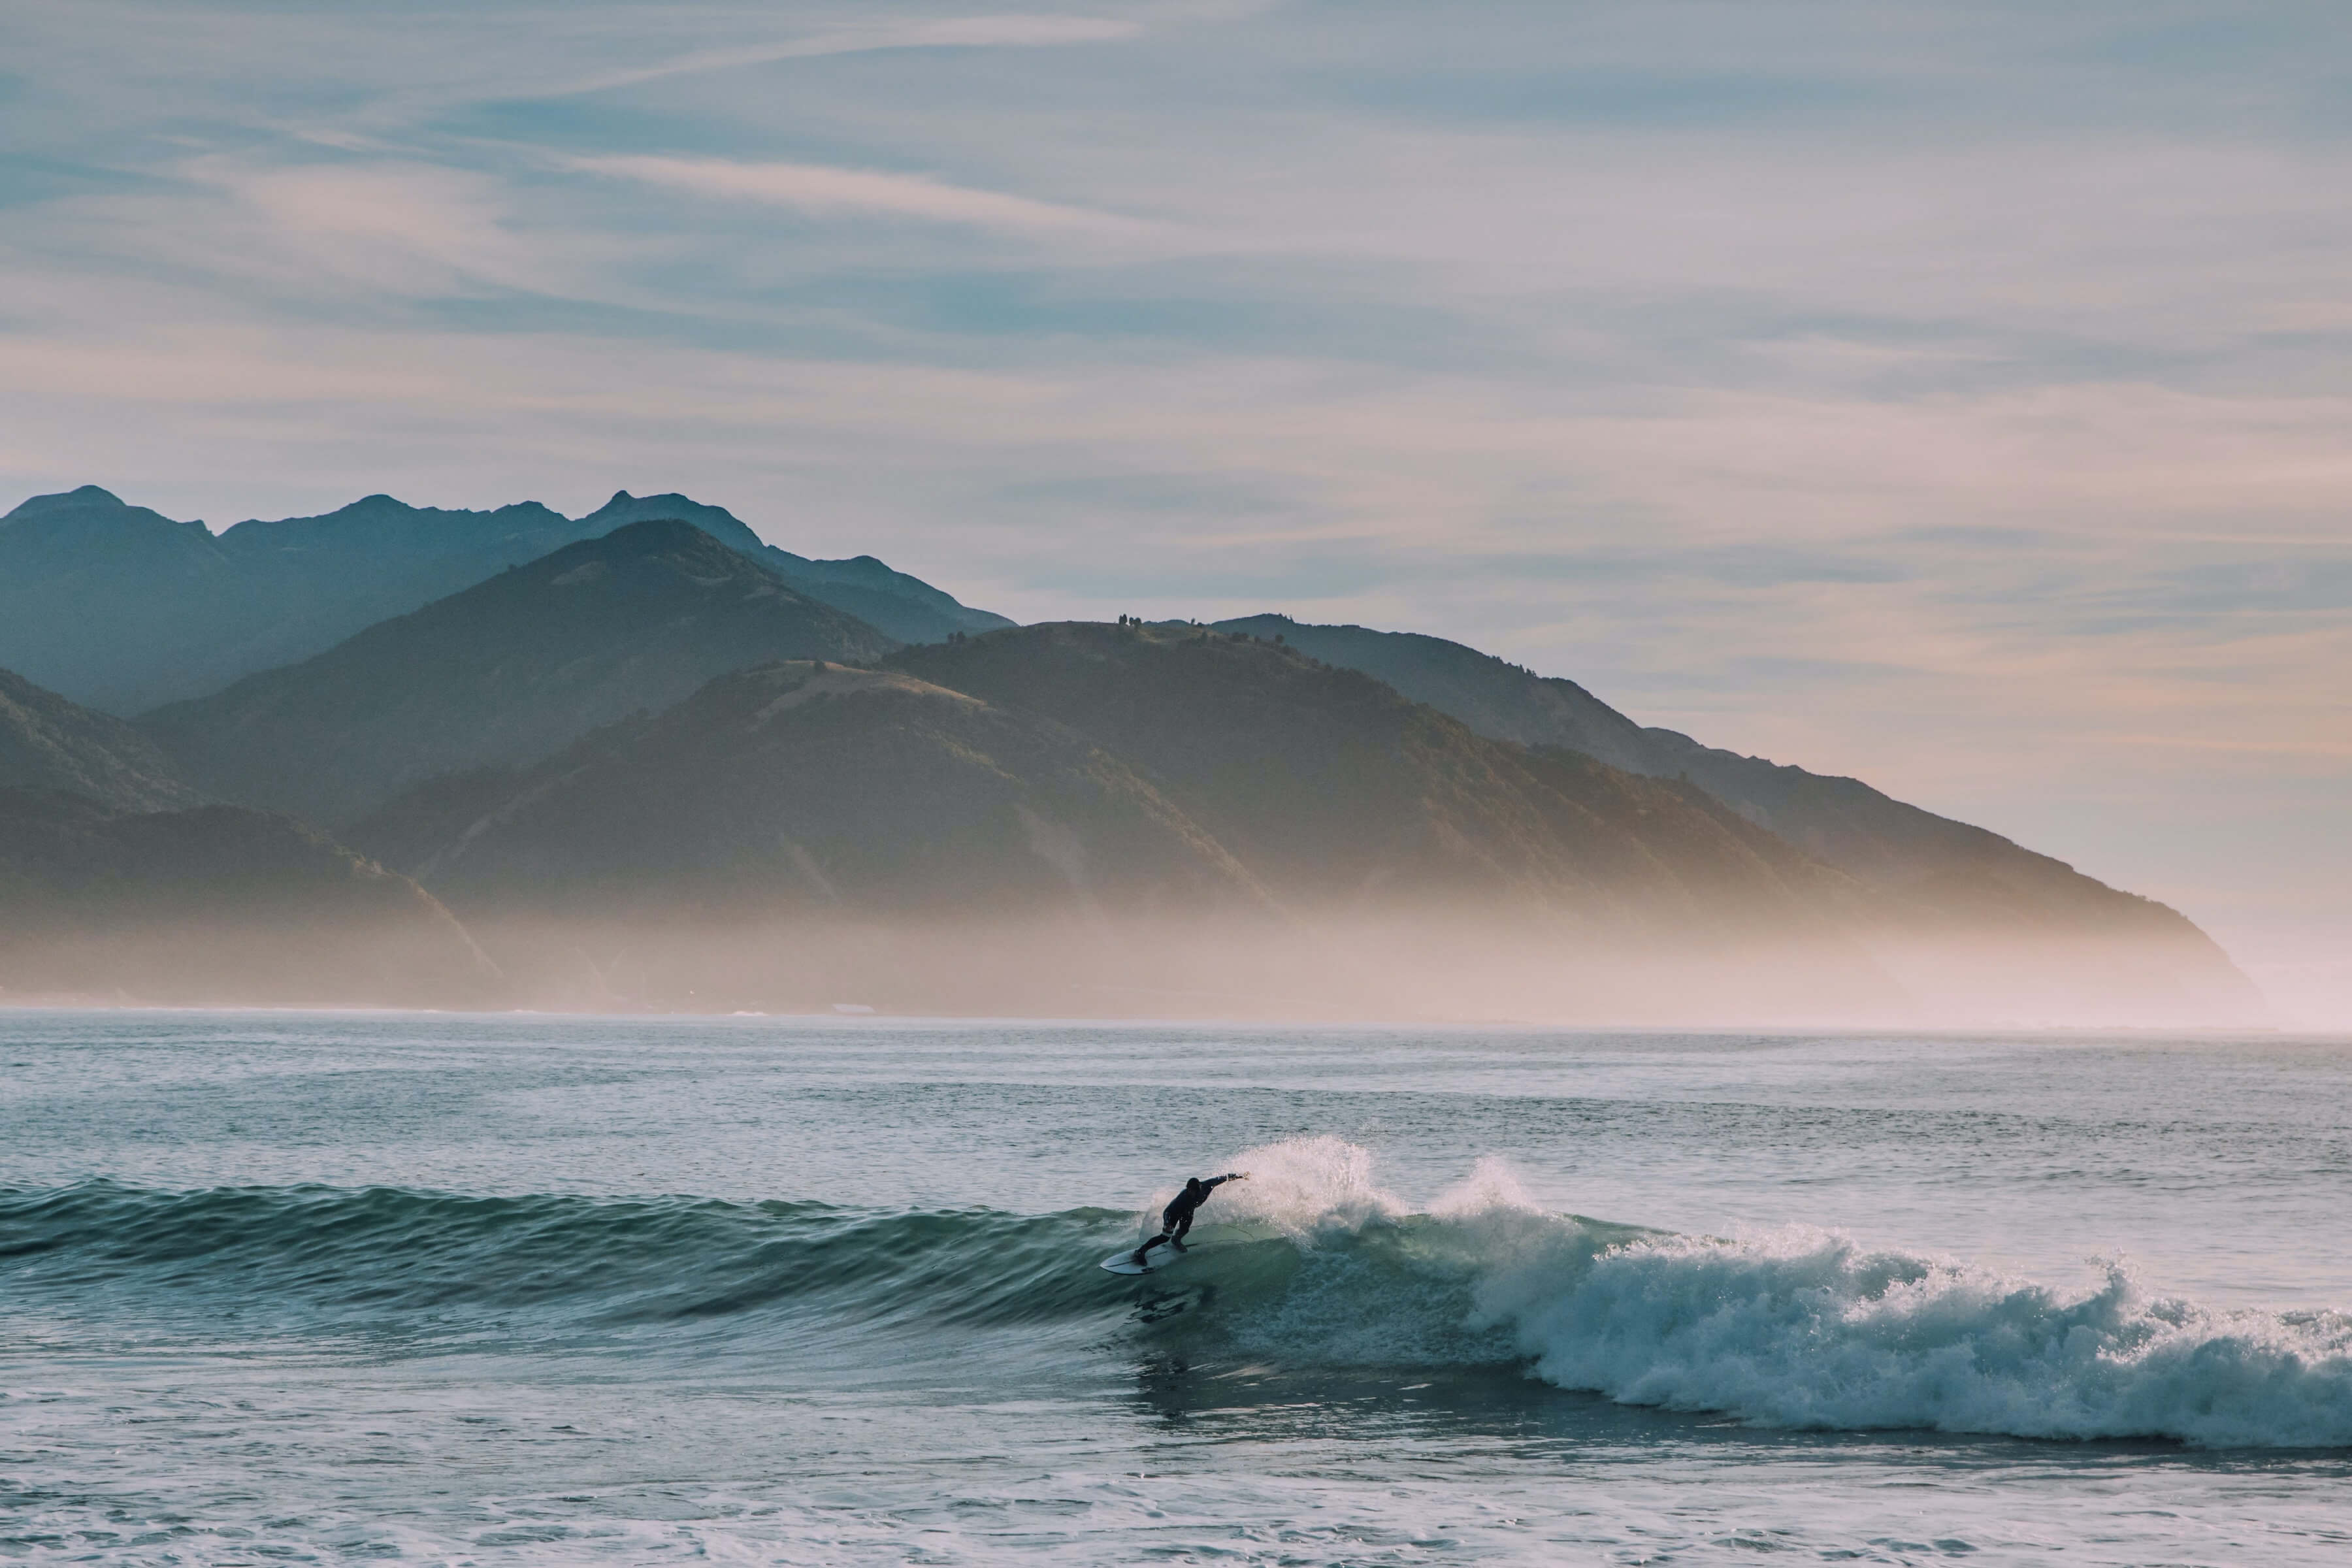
0,668,204,813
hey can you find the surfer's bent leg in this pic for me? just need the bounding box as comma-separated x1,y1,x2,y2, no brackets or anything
1169,1211,1194,1251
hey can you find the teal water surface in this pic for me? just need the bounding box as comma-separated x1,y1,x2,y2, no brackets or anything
3,1011,2349,1565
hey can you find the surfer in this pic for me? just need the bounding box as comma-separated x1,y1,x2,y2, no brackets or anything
1131,1172,1247,1266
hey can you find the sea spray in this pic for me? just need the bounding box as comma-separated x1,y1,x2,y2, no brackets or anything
1159,1133,1403,1239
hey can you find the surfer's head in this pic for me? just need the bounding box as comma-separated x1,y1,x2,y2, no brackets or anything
1184,1177,1203,1192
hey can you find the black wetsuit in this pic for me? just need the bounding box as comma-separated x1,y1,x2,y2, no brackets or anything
1133,1175,1235,1264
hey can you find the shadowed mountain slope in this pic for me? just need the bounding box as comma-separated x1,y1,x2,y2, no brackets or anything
352,661,1262,912
331,619,2249,1022
1,668,204,813
1213,613,2229,935
347,661,1292,1012
350,647,1897,1018
890,623,1859,935
1209,614,2257,1020
0,789,492,1006
140,521,899,826
0,485,1010,712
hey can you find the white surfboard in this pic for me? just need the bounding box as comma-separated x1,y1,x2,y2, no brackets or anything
1100,1243,1187,1275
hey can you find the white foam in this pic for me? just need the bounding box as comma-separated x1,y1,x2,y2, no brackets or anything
1495,1226,2352,1446
1211,1141,2352,1448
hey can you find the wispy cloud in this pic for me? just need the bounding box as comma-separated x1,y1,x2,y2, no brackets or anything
210,161,551,297
530,15,1143,99
568,154,1157,239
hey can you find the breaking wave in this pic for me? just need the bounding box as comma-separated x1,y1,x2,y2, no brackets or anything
8,1136,2349,1448
1179,1137,2352,1448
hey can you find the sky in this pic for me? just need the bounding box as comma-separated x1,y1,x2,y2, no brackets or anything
3,1,2347,1022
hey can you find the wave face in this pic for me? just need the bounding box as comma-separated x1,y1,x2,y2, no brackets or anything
10,1139,2351,1448
0,1181,1132,1340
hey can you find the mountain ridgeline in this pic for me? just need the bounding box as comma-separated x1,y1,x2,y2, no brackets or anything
0,485,1009,712
0,483,2265,1022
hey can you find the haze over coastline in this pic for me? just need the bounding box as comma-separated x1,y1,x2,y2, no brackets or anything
0,483,2264,1024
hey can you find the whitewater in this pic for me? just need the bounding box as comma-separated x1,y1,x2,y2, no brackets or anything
4,1013,2349,1564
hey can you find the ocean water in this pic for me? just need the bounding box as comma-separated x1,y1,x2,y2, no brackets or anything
3,1012,2349,1565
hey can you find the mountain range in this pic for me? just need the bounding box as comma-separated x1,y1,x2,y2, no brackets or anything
0,485,2266,1022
